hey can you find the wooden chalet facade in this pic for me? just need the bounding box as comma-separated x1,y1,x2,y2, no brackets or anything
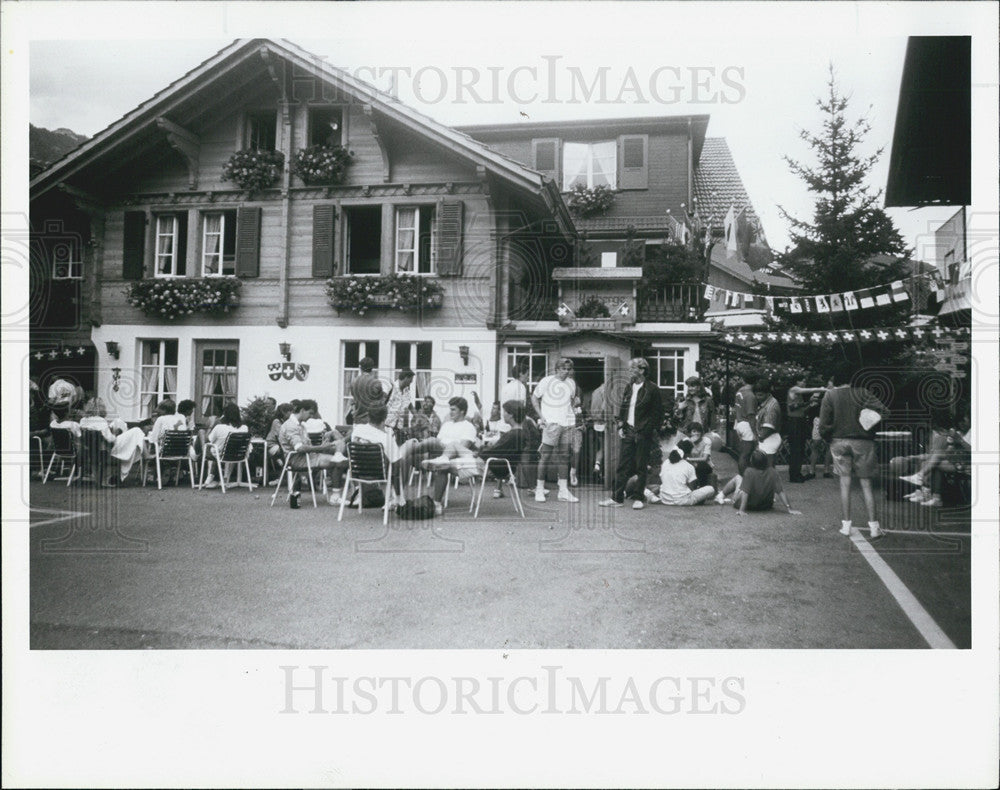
30,38,774,425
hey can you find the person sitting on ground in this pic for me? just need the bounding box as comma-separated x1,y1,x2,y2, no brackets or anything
348,403,405,507
202,403,251,489
685,421,717,490
408,396,442,441
480,401,531,499
77,398,147,485
277,399,349,507
732,449,801,517
656,439,716,506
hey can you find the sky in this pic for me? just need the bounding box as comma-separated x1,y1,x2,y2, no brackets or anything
20,3,995,260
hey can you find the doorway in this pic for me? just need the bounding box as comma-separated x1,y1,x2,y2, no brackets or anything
569,356,605,484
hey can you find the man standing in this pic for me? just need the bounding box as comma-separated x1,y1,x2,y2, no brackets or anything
733,371,759,473
819,372,888,539
785,376,828,482
385,367,415,433
600,357,664,510
349,357,387,424
531,358,579,503
753,378,782,468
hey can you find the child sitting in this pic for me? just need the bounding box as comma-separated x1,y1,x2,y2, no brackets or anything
685,421,717,490
657,439,716,506
729,450,801,516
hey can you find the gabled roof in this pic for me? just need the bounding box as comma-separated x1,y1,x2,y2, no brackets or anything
692,138,762,232
30,38,574,231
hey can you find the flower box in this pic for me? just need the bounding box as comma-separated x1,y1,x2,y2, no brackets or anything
326,274,445,316
221,149,284,193
292,144,352,185
124,277,242,320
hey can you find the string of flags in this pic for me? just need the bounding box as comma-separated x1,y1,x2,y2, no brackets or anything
719,324,970,346
32,345,91,361
703,272,943,315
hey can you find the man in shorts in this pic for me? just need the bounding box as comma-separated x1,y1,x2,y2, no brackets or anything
818,372,888,539
531,358,578,503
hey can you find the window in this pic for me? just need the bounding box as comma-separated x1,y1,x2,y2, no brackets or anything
139,339,179,418
649,348,686,400
395,206,435,274
154,213,187,277
51,237,82,279
246,110,277,151
308,107,343,147
505,346,548,388
342,340,380,420
196,342,239,421
562,141,616,190
345,206,382,274
393,341,433,404
600,252,617,269
201,210,237,276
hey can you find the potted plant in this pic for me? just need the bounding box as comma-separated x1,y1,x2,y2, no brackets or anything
291,144,352,185
222,149,285,193
242,395,276,439
566,183,616,218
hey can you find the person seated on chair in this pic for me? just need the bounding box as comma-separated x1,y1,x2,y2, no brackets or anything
202,403,250,489
277,399,348,507
479,400,531,499
408,396,442,441
78,398,147,485
349,403,404,506
398,396,478,494
891,411,956,506
266,402,293,465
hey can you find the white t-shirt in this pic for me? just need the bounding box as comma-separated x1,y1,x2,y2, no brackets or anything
659,460,697,505
627,382,642,427
207,423,248,452
533,374,576,426
499,378,528,406
149,413,189,445
350,422,401,463
437,419,478,446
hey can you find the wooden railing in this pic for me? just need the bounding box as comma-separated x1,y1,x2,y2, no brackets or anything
636,284,703,322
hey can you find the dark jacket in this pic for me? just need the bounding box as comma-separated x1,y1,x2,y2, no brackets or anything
617,378,664,435
819,386,888,442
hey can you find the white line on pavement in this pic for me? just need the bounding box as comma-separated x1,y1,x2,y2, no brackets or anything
29,508,91,528
851,531,957,649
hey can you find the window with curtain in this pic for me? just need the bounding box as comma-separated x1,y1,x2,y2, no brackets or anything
155,215,179,276
395,206,435,274
393,341,433,404
562,141,617,190
197,345,239,421
202,210,237,276
139,339,179,417
649,348,686,400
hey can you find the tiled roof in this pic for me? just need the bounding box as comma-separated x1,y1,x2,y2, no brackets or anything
709,244,798,290
693,138,761,233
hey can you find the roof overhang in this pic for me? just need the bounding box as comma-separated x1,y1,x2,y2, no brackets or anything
885,36,971,207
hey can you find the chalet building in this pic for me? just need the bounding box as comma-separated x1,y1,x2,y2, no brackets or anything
29,38,776,432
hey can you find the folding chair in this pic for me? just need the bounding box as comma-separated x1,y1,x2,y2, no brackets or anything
338,442,393,525
146,429,197,490
471,457,525,518
200,431,254,493
269,450,317,508
42,427,78,485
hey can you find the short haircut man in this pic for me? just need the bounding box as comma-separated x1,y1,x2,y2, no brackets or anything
359,357,375,373
177,399,196,416
449,396,469,416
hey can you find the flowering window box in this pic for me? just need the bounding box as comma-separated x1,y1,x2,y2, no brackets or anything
326,274,444,317
125,277,241,320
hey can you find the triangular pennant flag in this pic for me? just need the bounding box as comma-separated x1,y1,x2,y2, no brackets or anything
891,280,909,302
704,284,716,300
815,295,830,313
829,293,844,312
858,289,875,309
875,286,892,306
842,291,859,311
789,298,802,313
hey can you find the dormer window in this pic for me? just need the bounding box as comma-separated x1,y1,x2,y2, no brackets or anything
562,141,616,191
245,110,277,151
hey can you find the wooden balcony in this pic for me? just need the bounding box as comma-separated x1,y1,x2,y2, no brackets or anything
636,284,703,322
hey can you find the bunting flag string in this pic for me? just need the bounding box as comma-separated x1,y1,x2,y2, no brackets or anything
700,272,941,316
719,324,970,346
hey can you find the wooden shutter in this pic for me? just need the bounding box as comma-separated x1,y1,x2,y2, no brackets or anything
122,211,146,280
235,206,261,277
435,201,464,277
532,138,560,183
312,204,336,277
174,213,188,276
618,134,648,190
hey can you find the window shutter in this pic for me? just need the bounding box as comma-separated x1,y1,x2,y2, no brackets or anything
122,211,146,280
175,213,188,276
435,200,464,277
235,206,261,277
532,138,560,183
618,134,648,190
312,204,336,277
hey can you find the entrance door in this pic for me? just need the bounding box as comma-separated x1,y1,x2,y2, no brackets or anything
195,340,239,423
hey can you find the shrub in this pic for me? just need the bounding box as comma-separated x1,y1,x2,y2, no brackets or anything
242,395,276,438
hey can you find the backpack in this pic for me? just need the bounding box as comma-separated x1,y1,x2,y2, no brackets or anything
361,486,385,508
397,495,436,520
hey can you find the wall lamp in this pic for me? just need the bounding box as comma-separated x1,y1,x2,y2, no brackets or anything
459,345,470,366
279,342,292,361
105,341,120,360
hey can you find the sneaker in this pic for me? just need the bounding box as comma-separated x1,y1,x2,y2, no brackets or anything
557,490,579,503
203,478,220,489
644,488,657,503
920,496,943,507
598,498,623,508
492,489,504,499
869,523,885,539
534,489,547,503
714,492,726,505
632,500,645,510
903,490,926,502
839,523,852,536
899,472,924,486
433,501,443,516
327,492,342,506
569,469,578,487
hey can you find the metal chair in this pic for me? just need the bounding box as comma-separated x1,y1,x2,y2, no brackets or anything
269,450,317,508
471,457,525,519
200,431,254,493
80,428,113,486
42,427,78,485
146,430,197,490
338,442,393,525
